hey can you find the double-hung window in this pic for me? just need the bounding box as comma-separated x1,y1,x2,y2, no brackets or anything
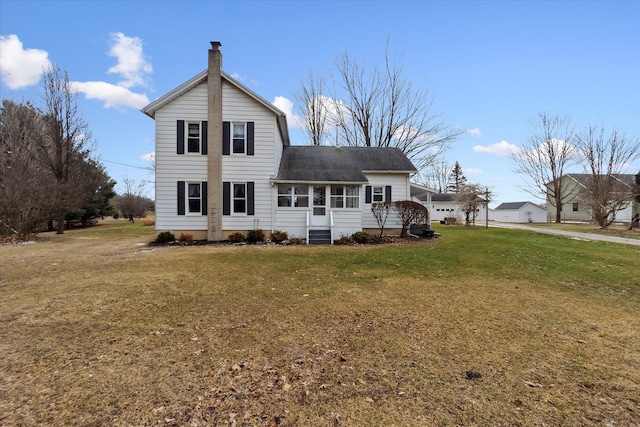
232,123,246,154
188,183,201,213
572,202,579,212
330,185,359,208
277,184,309,207
233,183,246,213
187,123,201,153
373,186,384,202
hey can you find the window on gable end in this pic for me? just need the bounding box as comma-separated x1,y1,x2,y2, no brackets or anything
372,186,384,202
187,123,201,153
232,123,246,154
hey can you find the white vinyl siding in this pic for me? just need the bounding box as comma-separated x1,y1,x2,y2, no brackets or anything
221,81,278,231
361,173,411,230
154,82,208,231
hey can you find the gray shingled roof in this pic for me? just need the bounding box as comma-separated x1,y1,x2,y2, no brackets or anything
275,146,417,182
495,202,529,210
431,193,457,202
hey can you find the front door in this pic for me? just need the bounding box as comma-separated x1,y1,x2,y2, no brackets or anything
310,185,329,227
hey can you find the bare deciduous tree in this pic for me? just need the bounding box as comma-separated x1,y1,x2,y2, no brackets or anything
415,160,453,193
38,64,96,233
112,176,149,221
332,46,462,170
0,100,52,237
294,71,329,146
295,41,461,170
455,183,491,227
512,112,576,223
371,201,392,238
574,125,640,228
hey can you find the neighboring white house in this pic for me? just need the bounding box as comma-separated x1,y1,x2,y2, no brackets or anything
141,41,417,243
494,201,547,223
428,193,490,223
545,174,639,224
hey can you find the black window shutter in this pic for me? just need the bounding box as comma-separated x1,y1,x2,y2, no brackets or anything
222,121,230,155
177,181,185,215
222,181,231,215
201,121,208,155
177,120,185,154
385,185,392,202
201,181,208,215
247,182,255,215
247,122,255,156
365,185,372,203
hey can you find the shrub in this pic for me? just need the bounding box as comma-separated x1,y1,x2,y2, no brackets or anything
351,231,372,244
247,229,266,244
228,232,245,243
141,213,155,226
178,233,193,243
287,236,306,245
155,231,175,243
270,229,288,243
334,234,354,245
112,213,119,220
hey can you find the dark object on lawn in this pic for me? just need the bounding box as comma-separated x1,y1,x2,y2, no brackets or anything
466,370,482,380
409,223,435,238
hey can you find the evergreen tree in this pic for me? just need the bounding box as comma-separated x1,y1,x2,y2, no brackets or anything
448,161,467,193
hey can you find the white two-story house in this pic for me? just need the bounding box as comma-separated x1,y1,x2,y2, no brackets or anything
141,42,417,243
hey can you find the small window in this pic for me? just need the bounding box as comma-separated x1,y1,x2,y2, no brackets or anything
188,183,201,213
233,183,246,213
232,123,246,154
572,202,579,212
187,123,200,153
373,186,384,202
277,184,309,207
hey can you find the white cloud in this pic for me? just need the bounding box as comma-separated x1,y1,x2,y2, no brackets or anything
0,34,51,89
71,81,149,109
107,32,152,89
464,167,483,176
273,96,304,129
466,127,482,137
473,140,519,157
140,152,155,162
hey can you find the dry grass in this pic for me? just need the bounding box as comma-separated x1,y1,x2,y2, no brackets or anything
0,221,638,426
141,213,156,227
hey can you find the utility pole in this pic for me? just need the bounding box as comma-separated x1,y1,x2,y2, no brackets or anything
485,188,489,229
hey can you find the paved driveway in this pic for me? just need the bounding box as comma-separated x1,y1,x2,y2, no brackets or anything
489,222,640,246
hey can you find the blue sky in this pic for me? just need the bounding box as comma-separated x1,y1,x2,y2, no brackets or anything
1,0,639,206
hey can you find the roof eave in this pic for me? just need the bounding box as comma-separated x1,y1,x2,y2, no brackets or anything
141,70,208,119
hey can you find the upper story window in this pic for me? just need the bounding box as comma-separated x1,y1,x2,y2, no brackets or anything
233,123,246,154
177,120,207,155
277,184,309,207
187,123,201,153
330,185,359,208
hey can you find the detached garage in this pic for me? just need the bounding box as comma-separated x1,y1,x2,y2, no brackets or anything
494,201,547,223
